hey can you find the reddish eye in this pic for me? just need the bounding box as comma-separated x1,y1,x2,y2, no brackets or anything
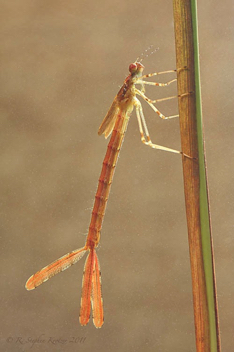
129,63,137,73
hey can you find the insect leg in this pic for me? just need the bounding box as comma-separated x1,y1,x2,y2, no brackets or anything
135,89,178,120
141,69,177,78
137,78,177,87
135,100,181,154
141,66,188,79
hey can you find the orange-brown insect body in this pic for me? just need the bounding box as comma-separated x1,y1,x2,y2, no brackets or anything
25,61,180,328
86,62,145,249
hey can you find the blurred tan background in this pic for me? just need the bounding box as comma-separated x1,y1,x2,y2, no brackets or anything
1,1,233,351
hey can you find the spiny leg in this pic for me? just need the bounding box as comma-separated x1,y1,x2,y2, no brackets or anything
135,101,181,155
135,89,179,120
136,90,191,104
141,69,177,79
137,78,177,87
144,94,178,103
141,66,188,79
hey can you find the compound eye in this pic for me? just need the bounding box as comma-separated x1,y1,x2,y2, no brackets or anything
129,63,137,73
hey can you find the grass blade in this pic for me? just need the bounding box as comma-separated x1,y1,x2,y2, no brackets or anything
173,0,221,351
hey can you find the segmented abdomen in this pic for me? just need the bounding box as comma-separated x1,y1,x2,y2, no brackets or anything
86,111,130,248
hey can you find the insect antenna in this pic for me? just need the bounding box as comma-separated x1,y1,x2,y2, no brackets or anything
136,45,159,63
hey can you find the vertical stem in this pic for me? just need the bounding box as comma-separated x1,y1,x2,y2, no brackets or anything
173,0,221,351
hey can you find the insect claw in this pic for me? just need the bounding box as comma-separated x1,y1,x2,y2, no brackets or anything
176,66,189,74
182,152,198,161
178,91,194,98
